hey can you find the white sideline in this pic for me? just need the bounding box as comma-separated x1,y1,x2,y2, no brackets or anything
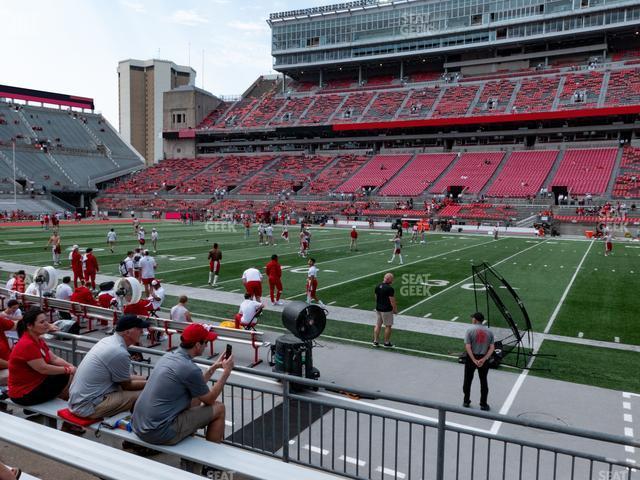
491,240,595,435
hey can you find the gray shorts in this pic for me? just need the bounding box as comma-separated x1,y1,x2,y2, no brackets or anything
0,368,7,386
164,405,216,445
376,310,394,327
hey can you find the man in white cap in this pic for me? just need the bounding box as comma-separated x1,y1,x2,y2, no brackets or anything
349,225,358,252
148,280,165,315
139,249,157,296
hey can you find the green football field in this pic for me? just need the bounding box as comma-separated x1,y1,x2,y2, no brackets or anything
0,220,638,392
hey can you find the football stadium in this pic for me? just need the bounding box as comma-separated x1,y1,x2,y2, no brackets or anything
1,0,640,479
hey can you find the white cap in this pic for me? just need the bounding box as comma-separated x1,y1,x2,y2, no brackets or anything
72,244,79,249
352,225,357,229
151,280,159,286
144,249,149,254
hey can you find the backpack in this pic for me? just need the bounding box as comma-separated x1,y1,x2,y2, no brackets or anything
118,261,129,276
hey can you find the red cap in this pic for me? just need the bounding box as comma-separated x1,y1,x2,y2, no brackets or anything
181,323,217,344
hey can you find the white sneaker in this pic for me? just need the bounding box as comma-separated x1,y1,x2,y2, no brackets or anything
388,260,392,263
275,300,284,305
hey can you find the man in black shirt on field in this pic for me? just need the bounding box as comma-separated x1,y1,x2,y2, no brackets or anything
373,273,397,348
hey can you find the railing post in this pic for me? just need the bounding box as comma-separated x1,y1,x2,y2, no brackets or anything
436,409,446,480
71,338,79,366
282,379,290,463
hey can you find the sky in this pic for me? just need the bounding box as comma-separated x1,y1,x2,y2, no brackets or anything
2,0,337,127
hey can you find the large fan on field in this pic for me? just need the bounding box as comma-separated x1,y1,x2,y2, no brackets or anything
114,277,142,308
471,262,550,370
33,266,58,292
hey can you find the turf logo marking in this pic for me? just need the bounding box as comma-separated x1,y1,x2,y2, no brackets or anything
156,254,196,262
399,274,446,297
3,240,33,246
204,221,238,234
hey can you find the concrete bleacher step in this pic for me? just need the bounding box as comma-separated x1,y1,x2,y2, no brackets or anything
598,70,611,108
265,98,292,128
15,109,38,139
297,155,343,194
356,92,380,122
167,158,222,192
541,149,566,190
0,149,29,183
426,87,448,119
78,120,121,169
45,152,79,187
478,151,511,196
294,96,318,125
505,80,522,113
375,152,417,193
606,147,625,197
465,83,486,117
326,95,350,124
426,151,465,193
392,90,415,120
551,76,566,111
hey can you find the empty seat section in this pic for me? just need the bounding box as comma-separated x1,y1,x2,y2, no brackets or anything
177,155,276,193
215,98,259,128
431,84,479,117
605,69,640,107
198,102,233,129
306,155,369,194
22,106,95,150
336,154,413,193
486,150,558,198
557,71,604,110
298,94,344,125
334,91,376,122
269,97,314,126
396,88,440,119
239,155,329,194
612,146,640,198
0,103,42,144
472,80,516,115
512,76,560,113
362,91,408,121
380,153,457,196
240,96,286,128
430,152,505,194
548,148,618,195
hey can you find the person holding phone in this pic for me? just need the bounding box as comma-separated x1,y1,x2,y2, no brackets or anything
132,323,233,447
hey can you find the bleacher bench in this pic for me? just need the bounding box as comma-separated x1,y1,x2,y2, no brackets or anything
1,398,342,480
0,287,268,367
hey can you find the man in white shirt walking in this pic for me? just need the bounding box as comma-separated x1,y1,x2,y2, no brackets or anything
139,250,157,296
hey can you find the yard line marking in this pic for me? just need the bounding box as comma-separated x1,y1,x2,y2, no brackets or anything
578,332,584,338
230,289,240,293
327,301,337,305
303,445,329,456
288,238,497,300
423,313,432,318
375,466,406,479
349,304,359,308
339,456,366,467
401,239,546,314
183,282,193,286
624,414,633,423
624,402,632,410
543,240,594,334
492,240,594,436
451,316,459,322
615,337,620,343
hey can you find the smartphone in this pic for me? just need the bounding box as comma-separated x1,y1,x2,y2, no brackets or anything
224,344,232,360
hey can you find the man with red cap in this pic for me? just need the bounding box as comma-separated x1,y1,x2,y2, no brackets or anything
132,323,232,459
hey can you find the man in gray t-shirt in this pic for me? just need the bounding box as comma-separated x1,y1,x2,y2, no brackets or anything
462,312,495,411
132,323,233,445
69,315,148,419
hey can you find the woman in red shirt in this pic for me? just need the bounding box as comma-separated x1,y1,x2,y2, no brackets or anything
8,308,76,406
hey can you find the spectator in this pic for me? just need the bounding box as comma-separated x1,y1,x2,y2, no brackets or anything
373,273,397,348
131,323,232,448
55,276,73,301
70,245,83,288
2,300,22,321
97,282,116,309
0,311,18,387
70,281,98,306
235,293,264,329
8,308,77,408
148,280,165,314
170,296,192,323
69,315,148,419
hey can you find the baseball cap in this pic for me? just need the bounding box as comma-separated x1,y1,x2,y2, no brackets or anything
352,225,357,229
151,280,160,286
116,314,150,332
72,244,79,249
181,323,217,344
